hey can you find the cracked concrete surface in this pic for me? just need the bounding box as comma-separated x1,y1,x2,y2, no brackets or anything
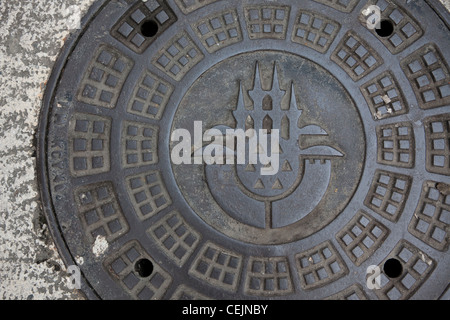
0,0,95,300
0,0,449,300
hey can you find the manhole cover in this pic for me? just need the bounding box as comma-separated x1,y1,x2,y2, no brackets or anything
38,0,450,300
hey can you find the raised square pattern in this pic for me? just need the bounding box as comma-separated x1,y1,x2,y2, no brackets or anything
361,71,408,120
75,182,129,243
77,45,133,108
376,122,415,168
126,171,172,221
193,9,243,53
189,242,243,292
364,170,412,222
401,44,450,110
331,31,383,81
424,114,450,175
408,181,450,251
148,211,201,266
111,0,177,54
374,240,435,300
312,0,359,13
104,241,172,300
294,241,348,290
336,211,390,266
69,113,111,177
122,121,159,168
360,0,423,54
244,5,291,40
153,31,204,81
244,256,293,296
174,0,219,14
291,10,341,53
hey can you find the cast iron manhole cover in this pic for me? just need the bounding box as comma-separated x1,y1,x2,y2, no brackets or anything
38,0,450,300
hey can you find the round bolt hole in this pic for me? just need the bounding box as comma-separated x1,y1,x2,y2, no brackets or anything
141,20,159,38
383,258,403,278
134,258,154,278
375,19,395,38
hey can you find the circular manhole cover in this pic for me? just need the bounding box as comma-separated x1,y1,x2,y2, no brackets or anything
38,0,450,300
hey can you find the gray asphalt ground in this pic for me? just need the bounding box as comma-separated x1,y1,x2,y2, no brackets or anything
0,0,448,300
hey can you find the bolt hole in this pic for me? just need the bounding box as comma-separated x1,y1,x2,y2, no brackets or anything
141,20,159,38
134,258,154,278
375,19,395,38
383,258,403,278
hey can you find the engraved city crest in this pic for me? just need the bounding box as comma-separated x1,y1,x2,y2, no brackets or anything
207,62,345,228
235,63,343,196
173,51,365,243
